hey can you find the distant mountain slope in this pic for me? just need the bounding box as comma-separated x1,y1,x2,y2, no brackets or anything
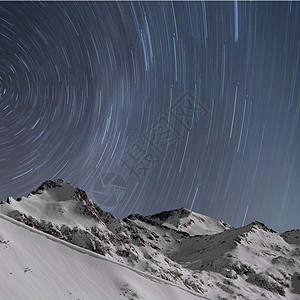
1,179,299,299
0,214,206,300
145,207,232,236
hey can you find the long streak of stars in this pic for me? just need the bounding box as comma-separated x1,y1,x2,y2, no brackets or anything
0,2,300,232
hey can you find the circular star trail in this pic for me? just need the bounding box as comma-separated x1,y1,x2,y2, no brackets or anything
1,2,300,232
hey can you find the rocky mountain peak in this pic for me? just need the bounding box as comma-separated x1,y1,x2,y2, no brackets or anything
34,179,66,191
149,207,192,221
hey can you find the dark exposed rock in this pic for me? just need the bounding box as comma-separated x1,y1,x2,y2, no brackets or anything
149,207,192,221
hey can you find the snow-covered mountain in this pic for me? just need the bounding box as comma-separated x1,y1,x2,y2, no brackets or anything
1,179,300,299
0,214,205,300
145,207,232,236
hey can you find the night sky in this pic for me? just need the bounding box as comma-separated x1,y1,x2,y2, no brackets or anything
1,1,299,232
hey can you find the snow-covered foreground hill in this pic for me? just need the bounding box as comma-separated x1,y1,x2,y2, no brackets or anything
0,214,207,300
1,179,300,299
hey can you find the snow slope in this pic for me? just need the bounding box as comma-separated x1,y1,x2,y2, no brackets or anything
0,214,207,300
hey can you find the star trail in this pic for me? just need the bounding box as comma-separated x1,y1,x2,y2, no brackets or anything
1,1,300,232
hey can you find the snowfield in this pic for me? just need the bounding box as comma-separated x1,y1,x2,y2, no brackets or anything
1,179,299,299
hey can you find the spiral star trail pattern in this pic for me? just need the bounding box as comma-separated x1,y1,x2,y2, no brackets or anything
0,2,299,232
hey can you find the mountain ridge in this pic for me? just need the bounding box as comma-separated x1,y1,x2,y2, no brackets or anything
1,179,299,299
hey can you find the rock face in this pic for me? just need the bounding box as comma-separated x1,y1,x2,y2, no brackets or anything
1,179,300,300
